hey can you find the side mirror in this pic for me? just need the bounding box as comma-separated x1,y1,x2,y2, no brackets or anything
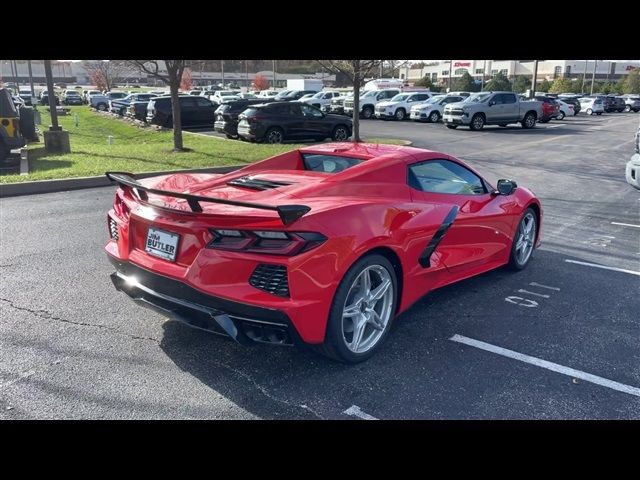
489,100,496,106
495,179,517,195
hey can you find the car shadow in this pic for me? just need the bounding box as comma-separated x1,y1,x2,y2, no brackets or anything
156,246,637,419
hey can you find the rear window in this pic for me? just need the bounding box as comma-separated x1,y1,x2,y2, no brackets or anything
302,154,362,174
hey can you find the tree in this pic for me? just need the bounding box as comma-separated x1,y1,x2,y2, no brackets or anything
484,71,512,91
549,77,574,94
622,69,640,94
253,74,269,91
512,75,530,94
180,68,193,91
599,82,615,94
453,71,475,92
316,60,382,142
128,60,200,151
83,60,127,91
537,79,551,92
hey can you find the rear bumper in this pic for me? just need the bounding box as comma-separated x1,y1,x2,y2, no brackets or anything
214,120,237,136
108,255,299,346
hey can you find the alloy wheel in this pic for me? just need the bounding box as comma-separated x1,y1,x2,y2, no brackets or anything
267,129,283,144
515,212,536,266
341,265,394,354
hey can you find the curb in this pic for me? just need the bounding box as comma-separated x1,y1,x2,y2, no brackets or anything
0,165,243,198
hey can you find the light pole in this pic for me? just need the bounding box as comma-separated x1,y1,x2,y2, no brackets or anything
590,60,597,95
448,60,453,92
481,59,487,91
221,60,225,88
530,60,539,98
581,60,588,94
272,60,277,88
43,59,70,153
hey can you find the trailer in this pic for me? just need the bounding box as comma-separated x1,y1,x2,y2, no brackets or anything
286,78,323,92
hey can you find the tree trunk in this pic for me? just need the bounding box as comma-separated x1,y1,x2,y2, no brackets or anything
169,73,184,151
352,60,361,143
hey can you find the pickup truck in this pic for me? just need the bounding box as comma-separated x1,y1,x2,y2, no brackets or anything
90,91,128,111
110,93,155,115
343,88,401,119
443,91,543,131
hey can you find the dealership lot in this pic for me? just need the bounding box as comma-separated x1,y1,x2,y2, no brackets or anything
1,114,638,419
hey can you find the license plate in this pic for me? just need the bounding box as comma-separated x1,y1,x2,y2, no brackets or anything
145,227,179,261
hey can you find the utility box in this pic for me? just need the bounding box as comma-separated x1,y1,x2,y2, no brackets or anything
286,78,323,92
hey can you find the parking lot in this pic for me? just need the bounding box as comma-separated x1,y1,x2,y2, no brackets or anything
1,113,638,419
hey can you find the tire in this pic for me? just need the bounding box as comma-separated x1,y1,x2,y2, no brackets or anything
96,103,107,111
446,125,457,129
315,254,397,363
265,127,284,144
586,108,593,115
521,112,536,129
119,108,126,116
469,114,485,131
225,134,238,140
557,111,565,120
362,106,373,119
508,208,537,271
428,111,440,123
332,125,349,141
395,108,406,121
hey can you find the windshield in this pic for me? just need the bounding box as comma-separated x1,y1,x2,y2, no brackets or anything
390,94,410,102
464,92,492,103
312,92,325,98
220,92,236,97
66,91,80,96
361,90,377,98
274,90,291,98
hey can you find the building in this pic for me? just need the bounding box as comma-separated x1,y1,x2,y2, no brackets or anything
407,60,640,86
0,60,335,89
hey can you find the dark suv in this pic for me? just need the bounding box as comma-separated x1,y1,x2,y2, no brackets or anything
607,96,625,113
146,95,217,128
214,99,272,139
274,90,319,102
237,101,352,144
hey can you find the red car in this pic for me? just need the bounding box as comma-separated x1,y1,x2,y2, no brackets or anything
106,143,542,363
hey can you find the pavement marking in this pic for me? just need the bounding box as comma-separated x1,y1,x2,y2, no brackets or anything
504,296,538,307
450,334,640,398
343,405,379,420
564,259,640,277
529,282,560,291
517,288,550,298
611,222,640,229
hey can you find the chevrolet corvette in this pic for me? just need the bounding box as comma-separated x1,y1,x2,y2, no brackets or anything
105,143,542,363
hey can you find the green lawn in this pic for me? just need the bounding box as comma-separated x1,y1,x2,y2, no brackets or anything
1,106,409,183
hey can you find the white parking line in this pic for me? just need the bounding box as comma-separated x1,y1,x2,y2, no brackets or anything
564,259,640,276
517,289,550,298
529,282,560,291
611,222,640,229
343,405,379,420
450,334,640,398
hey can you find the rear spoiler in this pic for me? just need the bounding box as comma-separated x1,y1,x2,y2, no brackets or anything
105,172,310,225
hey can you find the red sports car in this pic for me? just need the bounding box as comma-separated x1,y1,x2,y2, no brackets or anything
106,143,542,363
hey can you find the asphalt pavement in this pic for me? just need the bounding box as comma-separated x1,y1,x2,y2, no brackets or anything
1,112,638,419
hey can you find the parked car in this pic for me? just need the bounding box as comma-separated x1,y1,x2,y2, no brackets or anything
273,90,319,102
554,99,574,120
209,90,240,106
105,143,542,363
375,91,434,121
533,96,560,122
146,95,217,128
410,95,465,123
578,97,604,115
443,91,543,130
0,87,25,163
126,101,150,122
236,93,258,100
84,89,102,104
90,91,128,111
110,93,155,116
237,101,352,143
622,96,640,112
324,92,354,115
18,88,33,106
256,90,279,98
625,124,640,189
272,90,292,101
214,99,271,139
343,88,402,119
557,95,581,115
61,89,84,105
299,91,343,109
39,90,60,106
608,96,625,113
601,95,616,113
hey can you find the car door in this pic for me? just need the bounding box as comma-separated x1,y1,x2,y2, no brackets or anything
195,96,215,126
300,103,327,138
500,92,519,121
487,93,506,122
284,103,306,138
408,158,515,275
180,97,198,126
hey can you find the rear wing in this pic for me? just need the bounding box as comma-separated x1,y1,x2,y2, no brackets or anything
105,172,310,225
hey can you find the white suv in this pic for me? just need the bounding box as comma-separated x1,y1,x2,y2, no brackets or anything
410,95,465,123
375,91,433,120
299,91,343,109
579,97,604,115
626,124,640,190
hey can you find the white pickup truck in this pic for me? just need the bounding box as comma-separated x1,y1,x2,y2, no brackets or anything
374,91,434,120
343,88,401,119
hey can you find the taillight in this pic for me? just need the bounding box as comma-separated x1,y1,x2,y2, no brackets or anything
113,192,131,220
207,229,327,256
